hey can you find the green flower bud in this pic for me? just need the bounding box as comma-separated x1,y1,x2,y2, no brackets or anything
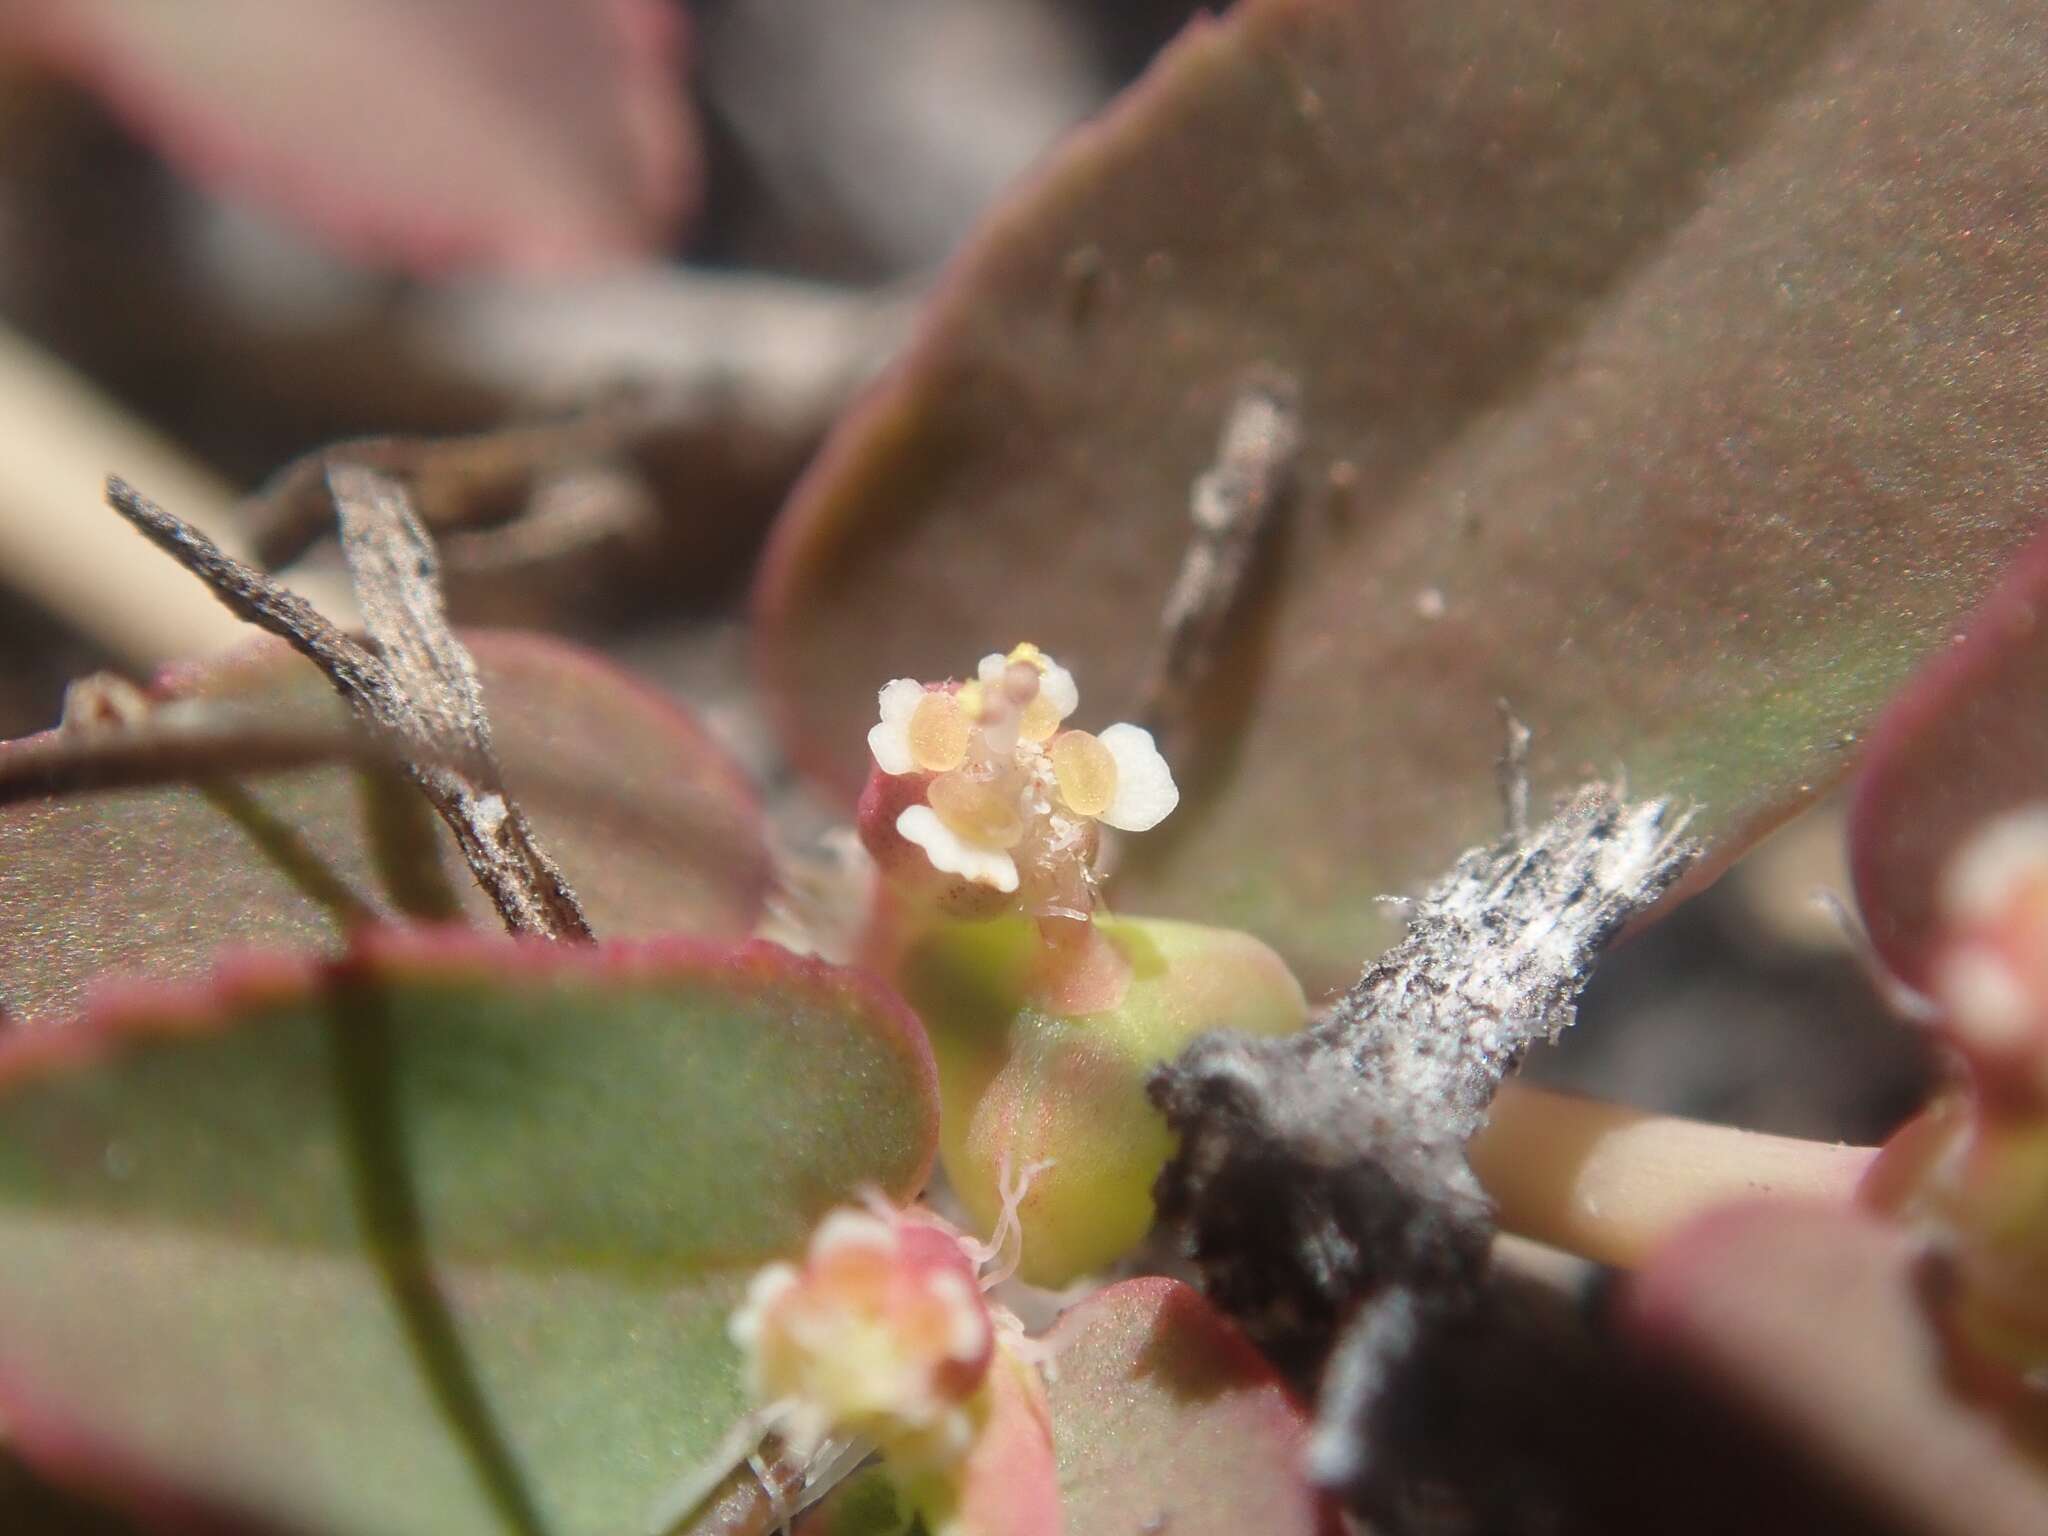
901,915,1308,1286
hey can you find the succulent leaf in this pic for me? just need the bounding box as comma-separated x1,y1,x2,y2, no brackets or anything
0,631,770,1025
0,932,937,1536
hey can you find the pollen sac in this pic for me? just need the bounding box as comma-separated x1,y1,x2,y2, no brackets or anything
929,769,1028,850
731,1208,995,1464
858,768,1014,921
909,692,971,774
1049,731,1117,818
1018,694,1064,743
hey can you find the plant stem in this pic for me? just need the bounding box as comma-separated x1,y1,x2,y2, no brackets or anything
1028,915,1131,1014
0,321,354,666
1470,1081,1876,1269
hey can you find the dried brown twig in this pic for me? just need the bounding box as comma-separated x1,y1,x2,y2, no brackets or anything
1134,372,1304,741
104,470,593,942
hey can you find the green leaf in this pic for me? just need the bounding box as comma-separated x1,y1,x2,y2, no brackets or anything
0,932,938,1536
0,630,770,1025
758,0,2048,984
1046,1278,1335,1536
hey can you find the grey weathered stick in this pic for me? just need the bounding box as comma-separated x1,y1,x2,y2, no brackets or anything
1149,782,1698,1513
332,464,494,774
106,476,381,698
1134,372,1303,739
330,464,591,940
104,473,593,942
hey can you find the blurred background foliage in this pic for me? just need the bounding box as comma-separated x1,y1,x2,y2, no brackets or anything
0,0,1928,1151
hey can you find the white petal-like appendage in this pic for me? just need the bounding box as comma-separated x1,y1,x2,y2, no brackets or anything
1097,722,1178,831
896,805,1021,892
867,678,925,775
928,1268,992,1363
1038,659,1079,721
728,1262,798,1351
811,1208,899,1260
977,652,1009,686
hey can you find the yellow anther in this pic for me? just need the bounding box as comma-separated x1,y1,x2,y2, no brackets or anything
1005,642,1045,670
955,680,987,721
928,771,1026,849
907,691,970,773
1019,693,1063,742
1050,730,1118,818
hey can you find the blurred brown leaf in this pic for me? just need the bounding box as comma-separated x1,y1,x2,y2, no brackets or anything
0,0,697,271
759,0,2048,985
1632,1202,2048,1536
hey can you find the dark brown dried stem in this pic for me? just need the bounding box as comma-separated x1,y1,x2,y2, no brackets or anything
1149,782,1700,1521
104,472,593,942
1133,372,1303,742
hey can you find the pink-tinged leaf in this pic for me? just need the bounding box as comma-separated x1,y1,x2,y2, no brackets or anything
0,0,695,272
1631,1202,2048,1536
757,0,2048,986
946,1349,1062,1536
0,931,938,1536
0,630,770,1025
1044,1277,1336,1536
1851,527,2048,993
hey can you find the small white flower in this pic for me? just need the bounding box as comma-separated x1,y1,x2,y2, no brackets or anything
863,643,1179,917
868,678,926,776
729,1263,799,1359
897,805,1021,893
727,1201,1006,1471
1097,723,1179,832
